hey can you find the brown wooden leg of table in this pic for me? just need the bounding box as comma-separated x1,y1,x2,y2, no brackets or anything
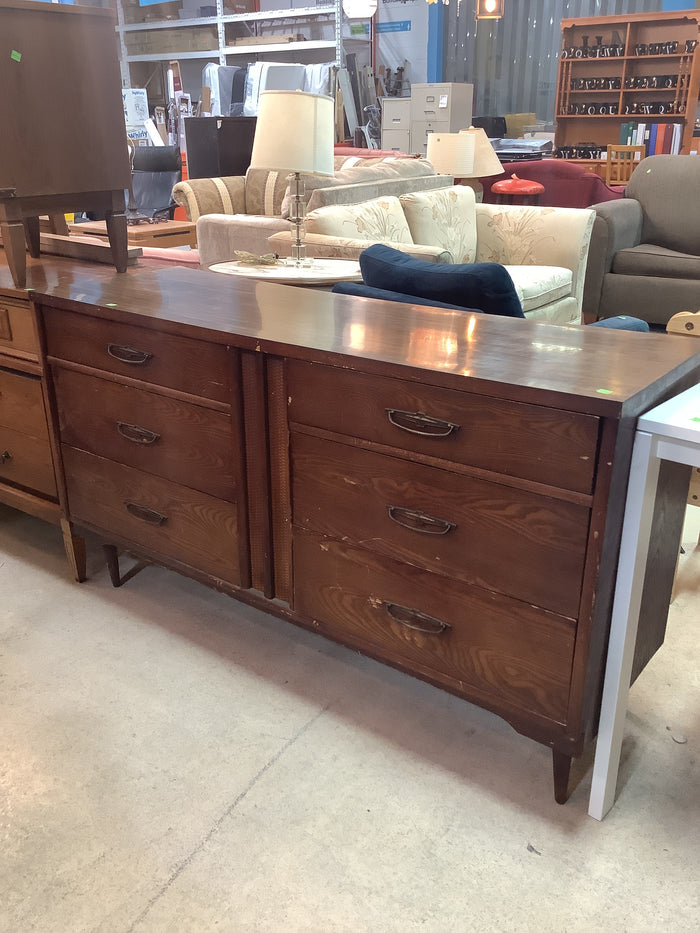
105,209,128,273
552,749,573,804
48,213,69,236
24,216,41,258
0,220,27,288
59,517,87,582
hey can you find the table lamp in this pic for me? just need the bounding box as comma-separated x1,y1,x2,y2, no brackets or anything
249,89,334,266
457,126,504,201
426,132,475,182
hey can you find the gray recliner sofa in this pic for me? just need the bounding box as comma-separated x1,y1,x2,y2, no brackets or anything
583,155,700,325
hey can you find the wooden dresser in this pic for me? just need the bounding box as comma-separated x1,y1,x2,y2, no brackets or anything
28,265,700,802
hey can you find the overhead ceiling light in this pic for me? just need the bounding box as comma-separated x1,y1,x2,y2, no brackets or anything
476,0,504,19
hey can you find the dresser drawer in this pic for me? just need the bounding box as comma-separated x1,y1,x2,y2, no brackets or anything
287,361,599,494
63,446,244,587
0,297,39,360
0,425,57,497
54,368,236,500
293,532,574,724
292,433,588,618
0,366,50,439
42,307,233,402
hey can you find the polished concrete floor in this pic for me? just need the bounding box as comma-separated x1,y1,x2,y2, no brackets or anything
1,503,698,933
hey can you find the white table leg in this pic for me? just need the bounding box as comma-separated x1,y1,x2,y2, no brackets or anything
588,430,660,820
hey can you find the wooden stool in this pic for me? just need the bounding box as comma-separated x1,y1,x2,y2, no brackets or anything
490,173,545,205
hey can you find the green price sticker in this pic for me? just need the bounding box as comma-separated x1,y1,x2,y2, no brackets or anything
11,50,21,62
596,388,613,395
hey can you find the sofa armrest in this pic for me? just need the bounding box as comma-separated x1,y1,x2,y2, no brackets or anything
172,176,247,222
197,214,293,267
268,231,452,263
475,204,595,309
581,198,643,320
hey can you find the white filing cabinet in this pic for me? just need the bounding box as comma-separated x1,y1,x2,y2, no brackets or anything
380,97,411,152
409,82,473,156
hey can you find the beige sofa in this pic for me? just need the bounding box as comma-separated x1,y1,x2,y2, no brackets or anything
174,155,452,262
269,186,595,325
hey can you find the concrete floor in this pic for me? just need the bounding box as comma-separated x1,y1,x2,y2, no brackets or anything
1,503,698,933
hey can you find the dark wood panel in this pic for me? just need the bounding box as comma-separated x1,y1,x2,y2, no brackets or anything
53,368,236,500
43,307,234,402
292,432,590,619
0,424,56,497
63,446,244,588
293,531,575,726
288,360,601,494
0,366,48,438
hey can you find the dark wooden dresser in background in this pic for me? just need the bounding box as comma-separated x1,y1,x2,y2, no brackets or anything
19,263,700,802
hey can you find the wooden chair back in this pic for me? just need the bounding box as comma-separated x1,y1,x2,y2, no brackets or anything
605,145,646,185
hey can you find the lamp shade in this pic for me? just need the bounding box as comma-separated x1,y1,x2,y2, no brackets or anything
458,126,504,178
426,132,475,177
250,90,335,177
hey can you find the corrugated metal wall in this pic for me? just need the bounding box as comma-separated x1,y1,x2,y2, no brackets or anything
444,0,660,121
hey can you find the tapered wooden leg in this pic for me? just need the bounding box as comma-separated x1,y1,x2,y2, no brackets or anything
552,749,573,804
24,216,41,257
59,518,86,582
103,544,122,587
105,209,128,273
1,220,27,287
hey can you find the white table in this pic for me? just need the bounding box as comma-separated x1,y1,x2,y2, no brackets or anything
208,258,362,287
589,383,700,820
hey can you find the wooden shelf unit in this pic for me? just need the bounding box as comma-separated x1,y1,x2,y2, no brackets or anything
555,10,700,160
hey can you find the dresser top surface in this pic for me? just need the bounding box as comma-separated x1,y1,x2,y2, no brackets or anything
19,260,700,415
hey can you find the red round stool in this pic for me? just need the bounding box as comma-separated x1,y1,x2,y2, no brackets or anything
490,173,545,205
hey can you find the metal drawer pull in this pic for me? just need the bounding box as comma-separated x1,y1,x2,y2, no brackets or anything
386,408,459,437
384,602,451,635
124,501,167,526
0,449,12,464
387,505,456,535
107,344,153,365
116,421,160,445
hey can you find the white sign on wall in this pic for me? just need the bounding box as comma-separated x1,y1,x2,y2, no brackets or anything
376,0,429,89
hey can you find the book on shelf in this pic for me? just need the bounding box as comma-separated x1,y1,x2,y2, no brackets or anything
614,122,684,156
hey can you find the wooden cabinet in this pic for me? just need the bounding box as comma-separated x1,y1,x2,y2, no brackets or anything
0,282,84,581
43,305,250,590
555,10,700,163
29,266,700,802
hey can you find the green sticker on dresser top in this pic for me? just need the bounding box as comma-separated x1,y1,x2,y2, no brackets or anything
11,50,21,62
596,388,613,394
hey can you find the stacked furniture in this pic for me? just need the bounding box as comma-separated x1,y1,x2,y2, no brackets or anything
269,186,595,325
583,154,700,326
27,263,700,804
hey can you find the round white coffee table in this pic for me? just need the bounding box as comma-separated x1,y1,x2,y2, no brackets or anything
208,258,362,286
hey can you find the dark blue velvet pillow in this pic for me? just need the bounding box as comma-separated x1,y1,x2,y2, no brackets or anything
589,315,650,332
358,244,525,319
331,281,479,313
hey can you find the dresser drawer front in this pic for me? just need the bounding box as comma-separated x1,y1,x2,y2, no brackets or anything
0,367,49,439
0,425,57,497
287,361,599,493
292,433,588,618
294,532,574,724
54,368,236,500
0,297,39,359
63,447,243,586
43,307,233,402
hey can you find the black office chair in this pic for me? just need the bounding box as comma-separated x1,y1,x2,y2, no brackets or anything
127,144,182,223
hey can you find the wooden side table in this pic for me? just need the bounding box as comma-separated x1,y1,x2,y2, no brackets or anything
70,219,197,250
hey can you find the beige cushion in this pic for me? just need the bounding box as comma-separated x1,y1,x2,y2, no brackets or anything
400,186,477,262
504,265,572,312
305,196,414,244
244,168,291,216
171,176,246,222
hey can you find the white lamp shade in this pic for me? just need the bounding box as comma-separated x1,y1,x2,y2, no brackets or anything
458,126,504,178
426,132,475,177
342,0,377,17
250,90,335,177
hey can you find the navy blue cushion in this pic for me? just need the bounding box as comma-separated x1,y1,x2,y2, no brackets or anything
589,315,650,332
331,281,479,312
358,244,525,319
